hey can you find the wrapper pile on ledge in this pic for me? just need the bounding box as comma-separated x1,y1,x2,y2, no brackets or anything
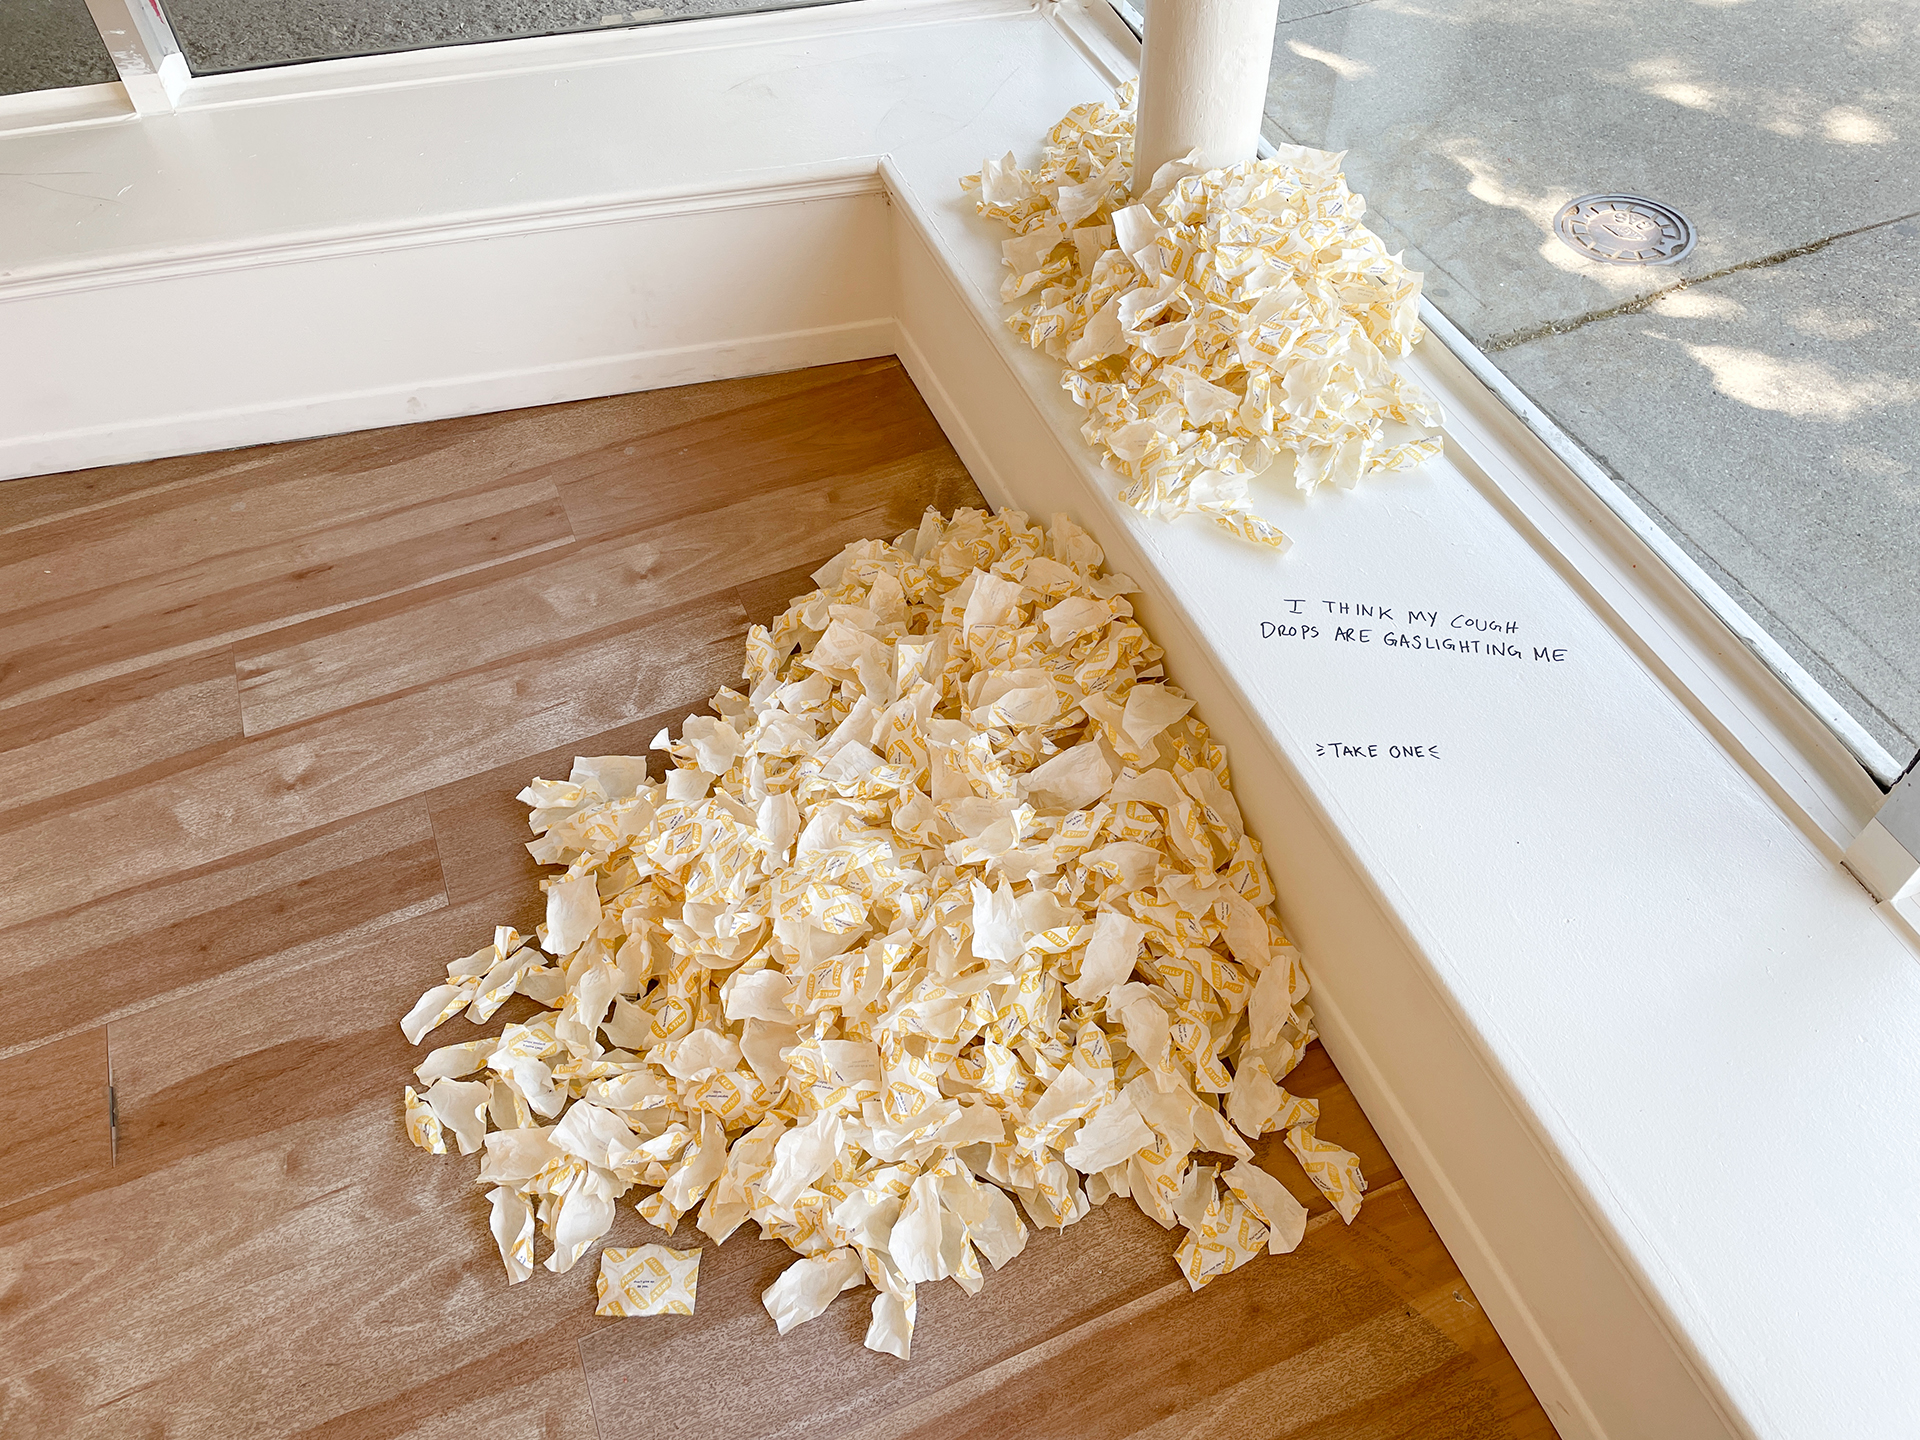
964,85,1442,550
401,507,1364,1358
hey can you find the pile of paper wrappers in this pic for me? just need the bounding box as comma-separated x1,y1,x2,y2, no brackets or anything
401,506,1365,1357
966,84,1442,550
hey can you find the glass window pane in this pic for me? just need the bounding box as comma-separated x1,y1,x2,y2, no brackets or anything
161,0,852,74
1,0,120,95
1228,0,1919,775
1255,2,1919,774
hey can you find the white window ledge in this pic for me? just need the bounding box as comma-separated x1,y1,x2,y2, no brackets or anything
2,4,1916,1436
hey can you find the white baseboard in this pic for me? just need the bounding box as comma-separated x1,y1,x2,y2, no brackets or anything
3,318,897,481
1,178,894,482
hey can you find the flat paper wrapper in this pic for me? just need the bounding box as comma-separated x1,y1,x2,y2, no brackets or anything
598,1244,701,1316
399,507,1365,1357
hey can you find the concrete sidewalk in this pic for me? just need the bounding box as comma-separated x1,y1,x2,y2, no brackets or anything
1262,0,1919,769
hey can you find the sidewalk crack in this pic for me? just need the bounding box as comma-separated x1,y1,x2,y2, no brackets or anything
1277,0,1384,22
1482,208,1920,352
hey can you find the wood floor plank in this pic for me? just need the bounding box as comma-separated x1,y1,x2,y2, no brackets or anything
290,1326,602,1440
1284,1355,1512,1440
233,458,974,737
573,1041,1429,1440
0,358,890,551
0,444,293,538
103,887,537,1179
1114,1303,1485,1440
0,1030,112,1212
0,360,868,593
0,647,242,814
579,1183,1194,1440
1317,1184,1559,1440
0,478,573,706
735,558,848,632
549,362,974,545
0,359,897,706
1262,1042,1402,1215
829,1186,1530,1440
864,1202,1475,1440
0,362,1555,1440
0,801,445,1059
424,704,688,907
0,595,746,932
0,891,595,1438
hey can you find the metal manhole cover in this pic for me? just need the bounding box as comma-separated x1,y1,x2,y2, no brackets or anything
1552,194,1696,266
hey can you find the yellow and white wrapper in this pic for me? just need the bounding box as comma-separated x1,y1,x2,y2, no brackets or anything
1285,1120,1367,1223
1223,1159,1309,1255
403,1086,445,1156
398,507,1363,1358
1174,1184,1269,1291
965,84,1441,550
597,1244,701,1316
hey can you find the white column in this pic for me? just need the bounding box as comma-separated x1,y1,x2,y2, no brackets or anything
83,0,191,113
1133,0,1283,194
1845,760,1920,902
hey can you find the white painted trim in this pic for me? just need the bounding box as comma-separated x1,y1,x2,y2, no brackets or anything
81,0,190,113
1845,819,1920,904
1041,0,1139,90
4,317,896,486
1848,761,1920,900
115,49,191,113
0,2,1037,141
0,81,134,136
0,165,885,297
0,171,897,478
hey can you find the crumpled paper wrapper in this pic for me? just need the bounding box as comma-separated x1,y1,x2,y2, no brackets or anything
964,83,1442,550
401,507,1364,1356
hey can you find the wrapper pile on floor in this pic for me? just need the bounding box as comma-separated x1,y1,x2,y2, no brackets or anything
401,507,1364,1358
965,85,1442,550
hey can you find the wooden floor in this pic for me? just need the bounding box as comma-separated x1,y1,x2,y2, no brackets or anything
0,359,1557,1440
